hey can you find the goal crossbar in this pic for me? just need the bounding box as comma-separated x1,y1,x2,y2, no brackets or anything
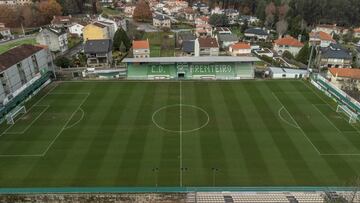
336,104,358,124
5,106,26,125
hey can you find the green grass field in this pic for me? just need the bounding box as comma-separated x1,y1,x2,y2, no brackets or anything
1,80,360,188
0,38,37,54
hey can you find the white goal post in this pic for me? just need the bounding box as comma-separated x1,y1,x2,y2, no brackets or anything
336,105,358,124
5,106,26,125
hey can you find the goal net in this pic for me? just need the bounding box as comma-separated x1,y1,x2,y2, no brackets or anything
336,105,358,124
5,106,26,125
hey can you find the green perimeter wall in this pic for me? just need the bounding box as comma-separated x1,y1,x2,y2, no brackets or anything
127,62,254,80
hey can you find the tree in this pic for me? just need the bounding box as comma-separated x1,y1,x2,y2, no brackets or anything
241,19,249,33
209,14,229,27
0,33,3,40
296,42,311,64
38,0,62,23
133,0,152,22
113,27,131,51
276,19,288,37
54,56,71,68
282,50,294,60
265,2,276,28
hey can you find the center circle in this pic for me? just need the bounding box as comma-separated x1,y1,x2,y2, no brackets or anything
152,104,209,133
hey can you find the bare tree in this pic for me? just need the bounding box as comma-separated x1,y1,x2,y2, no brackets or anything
276,19,288,38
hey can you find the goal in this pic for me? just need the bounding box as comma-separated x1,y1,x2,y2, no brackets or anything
336,105,358,124
5,106,26,125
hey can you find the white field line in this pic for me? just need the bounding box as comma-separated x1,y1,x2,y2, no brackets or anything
40,93,90,156
2,105,50,135
63,108,85,130
271,92,321,155
278,106,300,129
312,104,342,133
179,80,183,187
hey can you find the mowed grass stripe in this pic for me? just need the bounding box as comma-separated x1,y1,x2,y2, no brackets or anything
136,83,175,186
194,82,229,186
220,82,272,185
158,83,181,186
250,82,318,185
116,83,157,186
209,83,250,185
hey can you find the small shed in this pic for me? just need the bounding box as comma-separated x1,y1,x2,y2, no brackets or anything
269,67,308,79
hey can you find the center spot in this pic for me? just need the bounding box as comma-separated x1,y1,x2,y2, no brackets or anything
152,104,209,133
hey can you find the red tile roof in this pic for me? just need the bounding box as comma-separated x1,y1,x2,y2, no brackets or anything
230,42,251,50
274,36,304,47
354,28,360,33
310,31,334,41
133,40,149,49
198,38,218,48
329,68,360,79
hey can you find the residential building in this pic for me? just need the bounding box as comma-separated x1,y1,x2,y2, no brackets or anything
177,32,196,47
354,28,360,39
153,14,171,28
309,31,336,48
0,23,12,40
181,40,195,56
132,40,150,58
51,15,73,29
216,34,238,49
194,37,219,56
273,36,304,56
98,15,127,32
356,46,360,67
244,28,269,41
183,7,195,21
84,39,112,66
192,2,209,14
313,24,344,36
83,22,111,42
195,16,209,25
317,43,352,69
0,44,53,103
327,67,360,90
124,5,136,17
239,15,260,25
36,27,68,53
69,22,86,37
229,42,251,56
224,9,239,25
195,24,212,38
213,27,232,36
211,6,223,15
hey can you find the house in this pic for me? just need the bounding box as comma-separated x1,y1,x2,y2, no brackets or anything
124,5,136,17
0,23,12,40
313,24,345,36
273,36,304,56
0,44,53,103
153,14,171,28
229,42,251,56
327,67,360,90
213,27,232,36
0,0,31,5
244,28,269,41
132,40,150,58
353,28,360,39
195,16,209,25
98,15,127,32
216,34,238,49
69,22,87,37
177,31,196,47
195,24,212,38
194,37,219,56
192,2,209,14
183,7,195,21
84,39,112,66
254,48,274,58
224,9,239,25
36,27,68,53
83,22,111,42
181,40,195,56
211,6,223,15
317,43,352,69
309,31,335,48
239,15,260,25
356,46,360,67
51,15,73,29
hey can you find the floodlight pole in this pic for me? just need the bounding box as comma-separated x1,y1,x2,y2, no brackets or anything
212,168,219,187
152,168,159,189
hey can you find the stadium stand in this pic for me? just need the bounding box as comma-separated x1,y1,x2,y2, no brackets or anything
192,191,326,203
123,56,259,80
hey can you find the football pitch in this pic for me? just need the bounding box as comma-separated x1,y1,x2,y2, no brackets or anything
1,80,360,188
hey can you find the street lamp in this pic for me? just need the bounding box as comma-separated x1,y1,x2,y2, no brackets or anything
152,167,159,188
211,167,220,187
